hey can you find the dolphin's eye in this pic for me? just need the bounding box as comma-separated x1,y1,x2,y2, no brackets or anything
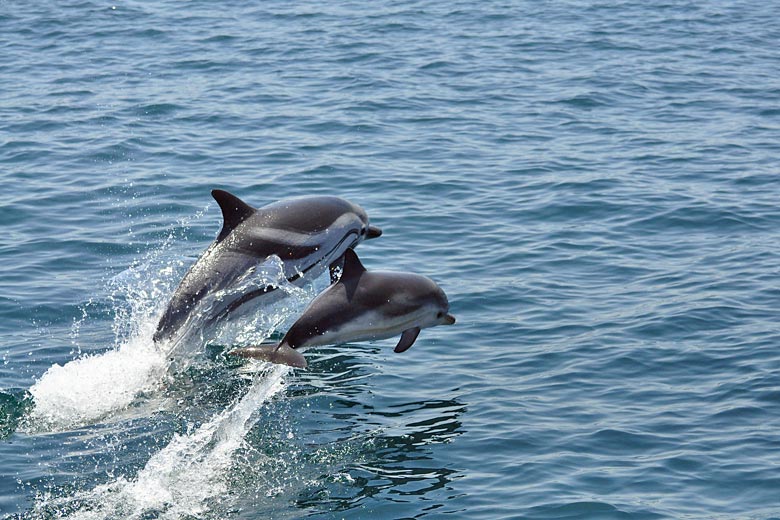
437,311,444,319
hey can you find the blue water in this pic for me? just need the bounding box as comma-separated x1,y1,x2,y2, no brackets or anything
2,1,780,518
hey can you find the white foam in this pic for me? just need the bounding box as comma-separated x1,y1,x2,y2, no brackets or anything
48,364,289,520
25,254,181,432
24,216,203,432
26,336,168,431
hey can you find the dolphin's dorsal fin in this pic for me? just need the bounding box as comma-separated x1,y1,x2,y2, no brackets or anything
339,248,366,300
212,189,256,241
341,248,366,280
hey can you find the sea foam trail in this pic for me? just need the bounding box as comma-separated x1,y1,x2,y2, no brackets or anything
35,364,289,520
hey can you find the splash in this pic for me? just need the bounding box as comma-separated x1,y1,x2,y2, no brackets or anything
22,223,192,431
23,253,305,432
32,364,290,520
24,183,327,431
25,337,168,431
21,209,323,518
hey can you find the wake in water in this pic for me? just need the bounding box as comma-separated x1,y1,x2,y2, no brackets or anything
16,213,322,518
30,364,290,520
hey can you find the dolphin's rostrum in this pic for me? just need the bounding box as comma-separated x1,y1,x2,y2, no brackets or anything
230,248,456,368
153,190,382,343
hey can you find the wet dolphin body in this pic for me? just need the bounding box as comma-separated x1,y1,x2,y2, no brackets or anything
153,190,382,343
230,248,455,368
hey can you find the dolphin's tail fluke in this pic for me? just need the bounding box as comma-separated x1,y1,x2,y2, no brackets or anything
229,343,307,369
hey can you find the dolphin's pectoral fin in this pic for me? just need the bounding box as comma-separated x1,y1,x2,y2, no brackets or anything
229,344,307,368
329,256,345,284
394,327,421,353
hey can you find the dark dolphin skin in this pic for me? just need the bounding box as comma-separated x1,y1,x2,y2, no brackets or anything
153,190,382,343
230,248,455,368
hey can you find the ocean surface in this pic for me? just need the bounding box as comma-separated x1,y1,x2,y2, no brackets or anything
2,1,780,518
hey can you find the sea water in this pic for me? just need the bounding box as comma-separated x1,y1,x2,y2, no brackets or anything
2,1,780,518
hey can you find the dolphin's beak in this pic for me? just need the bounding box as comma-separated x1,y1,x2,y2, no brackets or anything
366,225,382,239
443,313,456,325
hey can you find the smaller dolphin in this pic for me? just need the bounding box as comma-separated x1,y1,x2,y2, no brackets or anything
230,248,455,368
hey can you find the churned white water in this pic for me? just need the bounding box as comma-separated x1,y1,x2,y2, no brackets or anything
26,336,168,431
24,233,188,432
32,364,289,519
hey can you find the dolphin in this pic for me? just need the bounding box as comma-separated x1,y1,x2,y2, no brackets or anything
153,190,382,343
230,248,455,368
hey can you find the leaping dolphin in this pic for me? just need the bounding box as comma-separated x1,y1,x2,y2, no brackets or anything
230,248,455,368
153,190,382,343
